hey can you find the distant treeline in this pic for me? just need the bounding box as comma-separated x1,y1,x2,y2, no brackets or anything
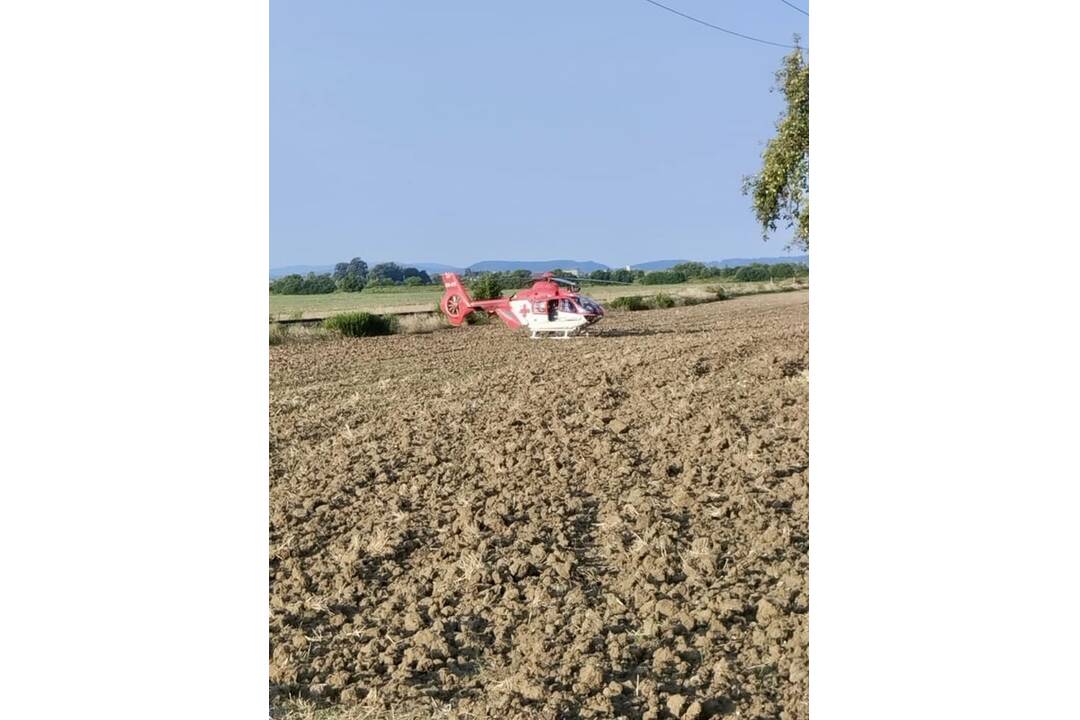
630,261,809,284
270,257,808,295
470,262,809,293
269,258,434,295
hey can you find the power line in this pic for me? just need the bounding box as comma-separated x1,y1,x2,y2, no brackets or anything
780,0,809,17
639,0,798,49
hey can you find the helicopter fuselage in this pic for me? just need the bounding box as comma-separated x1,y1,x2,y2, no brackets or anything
506,279,604,338
439,273,605,338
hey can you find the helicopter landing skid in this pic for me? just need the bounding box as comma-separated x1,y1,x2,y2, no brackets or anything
529,328,580,340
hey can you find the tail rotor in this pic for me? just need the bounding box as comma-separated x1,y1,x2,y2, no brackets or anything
439,273,474,326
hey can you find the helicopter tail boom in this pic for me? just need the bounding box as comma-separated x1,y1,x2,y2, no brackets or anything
439,273,520,328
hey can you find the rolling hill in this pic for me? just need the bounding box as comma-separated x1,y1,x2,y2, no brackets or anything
466,259,610,274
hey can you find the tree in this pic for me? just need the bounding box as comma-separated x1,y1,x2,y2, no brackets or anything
734,264,771,282
270,273,337,295
333,257,367,290
743,41,809,250
301,272,337,294
640,270,687,285
334,258,368,280
270,274,304,295
346,257,368,279
336,274,365,292
469,274,503,300
401,267,431,284
369,262,404,283
671,261,711,279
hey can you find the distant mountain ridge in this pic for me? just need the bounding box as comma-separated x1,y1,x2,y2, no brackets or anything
409,262,465,274
269,264,334,278
270,255,808,279
467,259,609,274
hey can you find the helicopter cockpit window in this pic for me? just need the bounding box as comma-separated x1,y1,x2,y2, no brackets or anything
577,296,600,314
558,299,577,314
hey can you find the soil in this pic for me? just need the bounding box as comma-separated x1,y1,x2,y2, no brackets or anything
270,290,809,719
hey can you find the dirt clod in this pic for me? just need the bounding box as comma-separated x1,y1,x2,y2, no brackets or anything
757,598,780,622
579,661,604,689
667,693,687,716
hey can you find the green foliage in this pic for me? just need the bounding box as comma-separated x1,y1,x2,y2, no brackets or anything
652,293,675,309
270,272,337,295
669,262,712,279
369,262,405,283
709,286,729,301
763,262,807,279
399,267,431,284
464,311,490,325
333,257,368,281
468,274,504,300
322,312,393,337
728,262,808,282
607,295,646,311
328,257,432,287
668,262,750,280
743,42,809,250
509,269,533,286
269,274,304,294
335,273,365,292
734,264,772,282
332,257,369,291
641,270,687,285
587,268,642,283
269,323,288,345
305,273,335,293
461,270,531,292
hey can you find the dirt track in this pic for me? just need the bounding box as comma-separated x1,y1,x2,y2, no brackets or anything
270,290,809,719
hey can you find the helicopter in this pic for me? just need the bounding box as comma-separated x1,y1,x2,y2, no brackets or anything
439,272,608,338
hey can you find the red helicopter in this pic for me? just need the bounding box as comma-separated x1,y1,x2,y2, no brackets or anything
439,272,606,338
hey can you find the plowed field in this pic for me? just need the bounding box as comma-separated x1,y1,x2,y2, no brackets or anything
270,290,809,719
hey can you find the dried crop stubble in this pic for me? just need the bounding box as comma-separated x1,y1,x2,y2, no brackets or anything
270,291,809,719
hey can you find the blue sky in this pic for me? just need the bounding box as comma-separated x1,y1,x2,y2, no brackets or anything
271,1,808,268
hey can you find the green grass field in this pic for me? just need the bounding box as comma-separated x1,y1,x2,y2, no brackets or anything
269,278,806,320
270,286,443,319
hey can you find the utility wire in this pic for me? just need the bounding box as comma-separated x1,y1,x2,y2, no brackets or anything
639,0,798,49
780,0,809,17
